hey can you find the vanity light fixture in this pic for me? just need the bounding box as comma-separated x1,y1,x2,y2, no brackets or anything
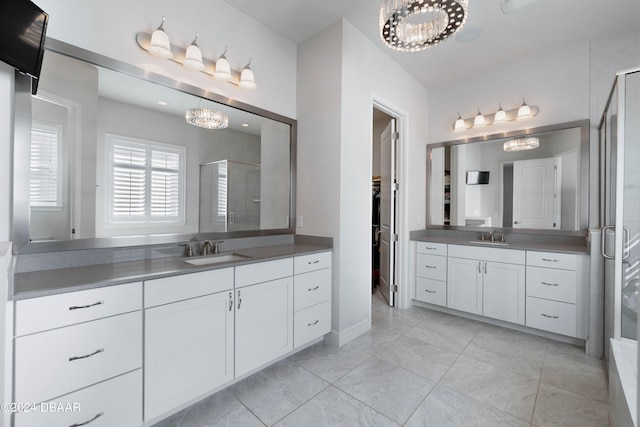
136,20,257,90
379,0,469,52
452,99,539,131
183,33,205,72
148,16,173,59
503,136,539,152
213,47,233,81
185,108,229,130
473,108,486,127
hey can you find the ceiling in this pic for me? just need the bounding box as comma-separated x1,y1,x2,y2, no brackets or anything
222,0,640,88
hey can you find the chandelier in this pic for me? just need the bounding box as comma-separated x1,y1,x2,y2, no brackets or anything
185,108,228,130
379,0,469,52
503,137,539,152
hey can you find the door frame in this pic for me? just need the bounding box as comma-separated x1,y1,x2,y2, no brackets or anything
372,96,410,309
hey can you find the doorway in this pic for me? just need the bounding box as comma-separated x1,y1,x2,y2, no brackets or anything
372,106,398,307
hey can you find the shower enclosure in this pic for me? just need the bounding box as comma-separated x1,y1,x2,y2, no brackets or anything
199,160,261,233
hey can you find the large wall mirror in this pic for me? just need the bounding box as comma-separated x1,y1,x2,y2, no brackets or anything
427,120,589,235
12,39,296,254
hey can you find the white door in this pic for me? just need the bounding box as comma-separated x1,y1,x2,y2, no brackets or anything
447,257,482,315
483,261,526,325
513,157,556,229
144,291,234,420
235,277,293,377
379,119,397,306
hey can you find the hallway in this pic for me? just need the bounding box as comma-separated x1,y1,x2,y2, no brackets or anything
154,291,609,426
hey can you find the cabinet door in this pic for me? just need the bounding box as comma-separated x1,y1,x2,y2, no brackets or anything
144,291,234,420
483,262,525,325
447,257,482,315
235,277,293,377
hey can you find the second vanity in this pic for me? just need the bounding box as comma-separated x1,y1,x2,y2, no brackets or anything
413,236,589,341
10,239,332,427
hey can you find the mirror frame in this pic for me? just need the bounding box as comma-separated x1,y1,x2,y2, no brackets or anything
425,119,590,236
12,38,297,254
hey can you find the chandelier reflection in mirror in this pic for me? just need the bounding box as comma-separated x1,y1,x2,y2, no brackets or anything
379,0,469,52
503,136,540,152
185,108,229,130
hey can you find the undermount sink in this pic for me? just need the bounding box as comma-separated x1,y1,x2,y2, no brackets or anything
468,240,510,247
184,253,251,265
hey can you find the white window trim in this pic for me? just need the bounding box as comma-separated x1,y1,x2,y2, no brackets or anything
30,121,64,210
105,134,186,228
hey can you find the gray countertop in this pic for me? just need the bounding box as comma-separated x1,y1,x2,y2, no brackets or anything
413,235,589,254
12,243,332,300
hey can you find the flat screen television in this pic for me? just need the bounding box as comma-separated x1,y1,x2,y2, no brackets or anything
0,0,49,94
466,170,490,185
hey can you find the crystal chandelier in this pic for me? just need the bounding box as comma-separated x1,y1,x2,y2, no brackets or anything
379,0,469,52
185,108,228,130
503,137,539,152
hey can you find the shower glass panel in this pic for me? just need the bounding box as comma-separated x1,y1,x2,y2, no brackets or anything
199,160,261,233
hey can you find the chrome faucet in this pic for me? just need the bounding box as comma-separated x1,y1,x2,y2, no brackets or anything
202,240,223,255
490,231,496,242
181,242,194,257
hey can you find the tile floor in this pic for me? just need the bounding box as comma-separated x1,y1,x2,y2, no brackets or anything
153,291,610,426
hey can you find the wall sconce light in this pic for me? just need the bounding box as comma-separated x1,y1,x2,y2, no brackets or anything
452,98,538,131
136,18,257,90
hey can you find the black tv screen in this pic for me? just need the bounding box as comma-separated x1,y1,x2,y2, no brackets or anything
0,0,48,89
466,171,490,185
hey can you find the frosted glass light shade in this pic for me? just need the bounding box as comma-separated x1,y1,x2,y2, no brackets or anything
493,104,507,124
148,17,173,59
517,99,532,119
454,113,466,131
214,49,232,81
183,34,205,72
473,109,486,127
239,63,256,90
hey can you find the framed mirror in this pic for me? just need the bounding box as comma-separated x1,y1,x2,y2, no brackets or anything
12,38,296,254
426,120,589,235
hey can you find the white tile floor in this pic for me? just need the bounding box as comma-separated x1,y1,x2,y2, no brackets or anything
153,291,610,426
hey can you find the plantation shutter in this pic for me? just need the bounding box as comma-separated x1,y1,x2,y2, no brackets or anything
112,143,147,218
30,126,59,206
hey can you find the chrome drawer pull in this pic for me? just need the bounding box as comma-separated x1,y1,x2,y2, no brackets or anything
425,290,436,294
69,301,104,311
69,411,104,427
237,290,242,310
425,265,436,269
69,348,104,362
308,320,319,326
229,292,233,312
541,313,559,319
308,260,320,265
541,258,559,263
308,286,319,291
541,281,559,287
425,247,437,250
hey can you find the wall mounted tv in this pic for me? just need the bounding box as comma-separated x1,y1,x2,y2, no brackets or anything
0,0,49,95
466,170,490,185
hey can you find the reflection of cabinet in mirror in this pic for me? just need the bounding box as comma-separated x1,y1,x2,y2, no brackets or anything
200,161,261,232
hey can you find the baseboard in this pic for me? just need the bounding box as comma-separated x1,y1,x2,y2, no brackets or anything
325,318,371,347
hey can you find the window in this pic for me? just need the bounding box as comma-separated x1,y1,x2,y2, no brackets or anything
107,135,185,225
30,122,62,208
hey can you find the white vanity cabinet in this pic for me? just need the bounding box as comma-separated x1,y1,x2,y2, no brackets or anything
13,282,143,427
525,251,587,338
447,245,526,324
293,251,332,348
234,258,294,377
415,242,447,307
144,268,235,421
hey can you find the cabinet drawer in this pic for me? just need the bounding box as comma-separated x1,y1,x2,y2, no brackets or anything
294,300,331,348
527,251,576,270
144,268,233,308
526,266,576,303
416,242,447,256
416,253,447,281
15,311,142,404
235,258,293,287
449,245,525,265
526,297,576,337
415,277,446,307
15,282,142,336
294,268,331,311
14,370,142,427
294,251,332,275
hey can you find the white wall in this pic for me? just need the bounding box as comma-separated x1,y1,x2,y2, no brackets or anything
35,0,297,119
297,20,429,344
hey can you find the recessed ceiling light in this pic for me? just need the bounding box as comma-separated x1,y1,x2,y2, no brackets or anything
157,100,168,106
455,26,483,43
241,123,250,127
501,0,540,15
